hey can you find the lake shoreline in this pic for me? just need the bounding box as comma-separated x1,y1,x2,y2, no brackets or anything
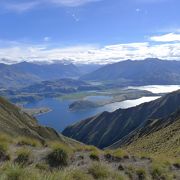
22,107,52,116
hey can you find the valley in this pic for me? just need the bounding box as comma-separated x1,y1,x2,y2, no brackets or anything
0,89,179,180
1,2,180,179
0,61,179,179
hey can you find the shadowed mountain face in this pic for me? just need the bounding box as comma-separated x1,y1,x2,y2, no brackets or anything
62,90,180,148
81,59,180,86
0,96,63,142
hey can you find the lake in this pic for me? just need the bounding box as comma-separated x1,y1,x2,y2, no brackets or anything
127,85,180,93
25,85,180,132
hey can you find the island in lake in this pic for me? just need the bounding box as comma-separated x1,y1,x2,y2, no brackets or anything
69,89,158,111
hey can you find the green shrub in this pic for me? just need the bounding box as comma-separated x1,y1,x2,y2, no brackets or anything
89,152,100,161
0,143,10,161
46,148,68,168
14,149,31,166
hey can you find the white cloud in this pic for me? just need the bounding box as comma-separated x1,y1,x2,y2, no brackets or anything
44,37,51,42
0,39,180,64
150,33,180,42
1,0,101,12
3,1,40,13
47,0,100,7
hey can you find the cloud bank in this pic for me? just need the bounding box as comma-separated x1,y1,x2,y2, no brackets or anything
1,33,180,64
150,33,180,42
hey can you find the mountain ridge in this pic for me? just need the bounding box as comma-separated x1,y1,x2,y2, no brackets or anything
63,90,180,148
80,58,180,86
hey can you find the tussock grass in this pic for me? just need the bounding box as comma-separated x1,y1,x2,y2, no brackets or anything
136,168,147,180
47,141,73,155
89,153,100,161
150,161,175,180
0,133,13,144
0,142,10,161
16,137,42,147
104,148,129,160
46,147,68,168
76,145,100,152
0,142,8,155
0,163,40,180
14,148,31,166
88,162,110,179
88,162,124,179
35,163,49,171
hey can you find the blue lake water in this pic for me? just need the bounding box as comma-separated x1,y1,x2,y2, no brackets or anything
127,85,180,93
25,85,180,132
25,96,160,132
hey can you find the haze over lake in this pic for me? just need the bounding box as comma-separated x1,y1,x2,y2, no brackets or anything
26,85,180,132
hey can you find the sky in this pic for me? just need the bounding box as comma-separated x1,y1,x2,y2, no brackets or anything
0,0,180,64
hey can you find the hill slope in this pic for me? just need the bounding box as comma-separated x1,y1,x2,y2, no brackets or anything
109,109,180,155
63,90,180,148
81,58,180,86
0,96,64,142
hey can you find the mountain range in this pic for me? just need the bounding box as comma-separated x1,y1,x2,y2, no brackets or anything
1,58,180,89
0,62,82,88
63,90,180,149
81,58,180,86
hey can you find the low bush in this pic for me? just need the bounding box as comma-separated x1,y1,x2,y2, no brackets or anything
0,143,10,161
46,147,68,168
89,152,100,161
14,149,31,166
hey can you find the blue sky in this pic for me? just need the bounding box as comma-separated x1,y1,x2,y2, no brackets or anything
0,0,180,64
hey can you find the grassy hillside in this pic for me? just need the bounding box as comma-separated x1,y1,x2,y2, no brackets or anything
110,109,180,156
0,96,179,179
0,96,64,142
63,90,180,148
